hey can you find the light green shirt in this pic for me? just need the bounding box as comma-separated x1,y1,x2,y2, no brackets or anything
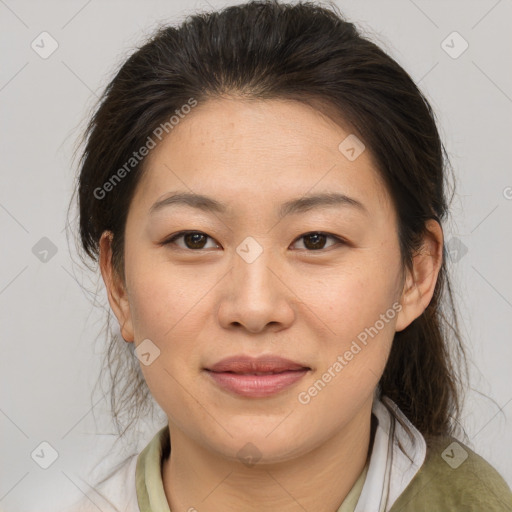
135,424,369,511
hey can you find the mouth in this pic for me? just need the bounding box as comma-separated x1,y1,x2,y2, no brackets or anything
203,355,311,398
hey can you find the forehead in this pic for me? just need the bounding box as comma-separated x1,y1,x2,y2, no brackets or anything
134,97,392,217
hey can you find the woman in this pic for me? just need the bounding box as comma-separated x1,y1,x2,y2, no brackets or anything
65,1,512,510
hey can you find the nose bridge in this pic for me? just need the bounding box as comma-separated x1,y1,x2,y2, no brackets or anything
232,235,277,297
217,234,295,332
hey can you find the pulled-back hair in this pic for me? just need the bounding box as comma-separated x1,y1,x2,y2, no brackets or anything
71,0,467,445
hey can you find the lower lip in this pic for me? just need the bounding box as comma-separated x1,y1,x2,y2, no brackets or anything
204,369,309,398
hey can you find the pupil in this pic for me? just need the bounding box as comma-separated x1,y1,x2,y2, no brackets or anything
305,233,325,250
186,232,206,249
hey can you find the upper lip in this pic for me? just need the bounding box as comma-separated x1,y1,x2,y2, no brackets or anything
205,355,310,374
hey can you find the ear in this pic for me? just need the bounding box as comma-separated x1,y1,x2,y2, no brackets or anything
395,219,444,332
99,231,134,343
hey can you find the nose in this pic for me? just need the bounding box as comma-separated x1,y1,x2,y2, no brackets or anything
216,243,296,334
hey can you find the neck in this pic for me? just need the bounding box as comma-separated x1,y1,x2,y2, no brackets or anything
162,396,375,512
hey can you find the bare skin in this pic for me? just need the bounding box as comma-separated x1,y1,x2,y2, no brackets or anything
99,97,443,511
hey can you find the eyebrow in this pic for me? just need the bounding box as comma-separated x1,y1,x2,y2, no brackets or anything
149,191,368,218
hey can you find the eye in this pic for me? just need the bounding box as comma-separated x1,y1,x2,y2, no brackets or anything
162,231,219,250
162,230,345,251
291,232,345,251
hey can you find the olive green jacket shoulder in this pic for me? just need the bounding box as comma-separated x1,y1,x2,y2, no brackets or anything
389,435,512,511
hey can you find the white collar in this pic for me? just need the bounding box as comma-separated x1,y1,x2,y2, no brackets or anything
355,394,426,512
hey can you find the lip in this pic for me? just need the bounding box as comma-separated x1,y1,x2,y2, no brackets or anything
204,355,311,398
205,355,310,373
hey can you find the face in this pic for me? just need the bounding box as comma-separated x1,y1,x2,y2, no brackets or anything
105,98,413,463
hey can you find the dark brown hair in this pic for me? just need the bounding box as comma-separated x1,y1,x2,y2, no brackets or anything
70,0,468,446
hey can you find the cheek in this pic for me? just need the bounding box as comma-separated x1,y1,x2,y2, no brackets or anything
304,253,401,381
294,267,399,420
125,264,201,420
124,248,194,339
307,257,400,331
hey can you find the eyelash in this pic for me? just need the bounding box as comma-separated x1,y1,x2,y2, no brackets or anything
161,230,347,252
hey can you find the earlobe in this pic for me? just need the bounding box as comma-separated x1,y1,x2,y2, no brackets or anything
99,231,134,343
395,219,444,332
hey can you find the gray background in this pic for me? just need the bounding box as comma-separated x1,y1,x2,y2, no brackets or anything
1,0,511,510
